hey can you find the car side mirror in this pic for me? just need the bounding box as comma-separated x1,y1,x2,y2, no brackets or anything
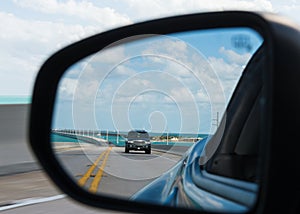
29,11,300,214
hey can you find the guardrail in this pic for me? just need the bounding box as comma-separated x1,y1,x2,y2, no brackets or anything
0,104,38,175
52,132,108,146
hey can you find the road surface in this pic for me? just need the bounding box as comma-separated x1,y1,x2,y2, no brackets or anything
54,143,182,198
1,142,183,213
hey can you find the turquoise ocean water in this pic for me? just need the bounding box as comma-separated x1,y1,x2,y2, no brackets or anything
51,133,207,147
0,95,31,104
51,133,79,143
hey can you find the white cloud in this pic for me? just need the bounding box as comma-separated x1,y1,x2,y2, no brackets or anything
121,0,274,21
113,77,155,102
0,0,132,96
92,46,126,65
142,38,188,63
0,12,98,44
219,47,252,66
57,63,101,105
2,0,300,98
0,11,101,95
271,0,300,24
208,57,241,80
196,88,210,103
208,47,250,102
114,65,137,76
165,87,194,103
13,0,131,28
57,78,78,100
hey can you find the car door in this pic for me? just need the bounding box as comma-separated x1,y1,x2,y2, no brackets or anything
176,44,265,212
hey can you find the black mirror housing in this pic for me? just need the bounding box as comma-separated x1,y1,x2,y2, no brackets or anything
29,11,300,214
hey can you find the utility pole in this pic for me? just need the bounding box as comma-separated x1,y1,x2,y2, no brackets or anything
166,129,169,145
117,130,119,145
212,112,219,128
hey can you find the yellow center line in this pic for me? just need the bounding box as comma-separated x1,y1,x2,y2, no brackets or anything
78,147,110,187
89,146,112,193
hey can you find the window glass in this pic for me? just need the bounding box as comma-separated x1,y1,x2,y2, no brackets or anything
51,28,263,202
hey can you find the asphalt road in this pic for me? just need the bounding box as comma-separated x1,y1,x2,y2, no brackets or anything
55,143,182,198
0,104,187,213
0,171,126,214
1,143,183,213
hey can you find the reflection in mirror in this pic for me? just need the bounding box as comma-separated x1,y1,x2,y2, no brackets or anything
51,27,263,212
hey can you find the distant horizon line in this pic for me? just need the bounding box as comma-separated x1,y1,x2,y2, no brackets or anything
0,95,32,104
52,129,210,135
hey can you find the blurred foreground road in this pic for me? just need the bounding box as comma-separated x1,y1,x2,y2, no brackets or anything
0,105,126,213
0,171,125,213
0,104,188,213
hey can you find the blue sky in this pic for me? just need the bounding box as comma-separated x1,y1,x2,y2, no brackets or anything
1,0,300,133
53,28,262,133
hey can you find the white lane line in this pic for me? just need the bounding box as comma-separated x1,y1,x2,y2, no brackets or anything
151,152,180,163
0,194,66,211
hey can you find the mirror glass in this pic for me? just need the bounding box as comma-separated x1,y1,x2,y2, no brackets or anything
51,27,264,212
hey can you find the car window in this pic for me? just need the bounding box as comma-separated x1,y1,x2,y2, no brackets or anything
203,44,265,182
128,131,150,140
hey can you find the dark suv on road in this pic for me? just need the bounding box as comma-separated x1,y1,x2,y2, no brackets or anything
125,130,151,154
